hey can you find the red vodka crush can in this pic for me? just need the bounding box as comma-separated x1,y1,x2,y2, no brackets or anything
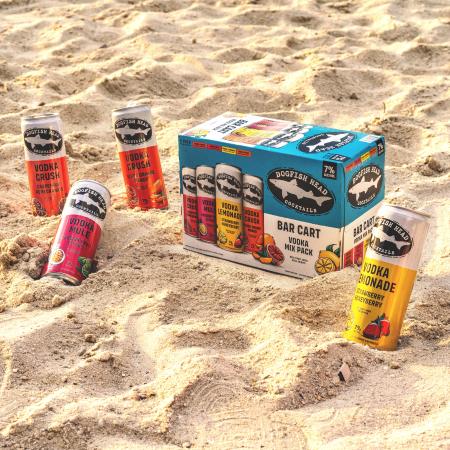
243,174,264,253
112,104,168,210
196,165,216,243
182,167,198,238
42,179,111,285
21,113,70,216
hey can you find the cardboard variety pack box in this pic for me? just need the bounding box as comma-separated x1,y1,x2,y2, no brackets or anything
178,113,385,278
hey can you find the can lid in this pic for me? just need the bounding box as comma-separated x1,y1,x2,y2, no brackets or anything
383,203,431,219
74,179,112,202
215,163,241,172
243,173,263,183
112,104,150,115
196,165,214,171
21,112,60,121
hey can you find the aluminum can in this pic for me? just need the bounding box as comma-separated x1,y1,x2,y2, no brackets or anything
243,174,264,253
196,165,216,243
42,179,111,285
21,112,70,216
112,104,168,210
215,163,243,252
343,204,430,350
182,167,198,238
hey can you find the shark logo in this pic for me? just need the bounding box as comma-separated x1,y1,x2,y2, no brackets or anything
370,217,413,257
182,174,196,195
70,187,107,219
243,182,262,206
196,173,215,196
299,132,355,153
268,169,334,215
348,165,383,208
23,128,63,155
114,118,152,145
216,173,241,199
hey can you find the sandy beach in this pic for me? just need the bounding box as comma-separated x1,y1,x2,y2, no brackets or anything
0,0,449,448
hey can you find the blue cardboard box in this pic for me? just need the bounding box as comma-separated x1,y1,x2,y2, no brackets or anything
179,113,385,278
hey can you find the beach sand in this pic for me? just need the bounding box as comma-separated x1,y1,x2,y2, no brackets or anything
0,0,449,448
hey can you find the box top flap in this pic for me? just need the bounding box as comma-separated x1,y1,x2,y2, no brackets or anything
181,112,383,162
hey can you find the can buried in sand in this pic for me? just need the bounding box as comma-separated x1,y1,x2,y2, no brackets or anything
243,174,264,253
42,180,111,285
196,165,216,243
112,104,168,210
21,113,70,216
343,204,430,350
215,163,244,252
182,167,198,238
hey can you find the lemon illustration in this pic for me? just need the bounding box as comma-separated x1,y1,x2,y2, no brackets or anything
314,257,336,275
218,231,227,244
317,244,341,270
198,222,207,236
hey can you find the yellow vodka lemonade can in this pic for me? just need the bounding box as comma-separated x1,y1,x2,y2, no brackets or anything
215,163,244,252
343,204,430,350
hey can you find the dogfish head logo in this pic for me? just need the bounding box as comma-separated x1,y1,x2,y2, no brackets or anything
243,182,262,206
216,173,241,199
299,132,355,153
114,118,152,145
268,169,334,215
196,173,215,196
370,217,413,257
70,187,107,220
23,128,63,155
182,174,196,195
348,164,383,208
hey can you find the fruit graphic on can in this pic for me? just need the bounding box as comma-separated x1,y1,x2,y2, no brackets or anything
243,174,263,253
343,204,430,350
112,104,168,210
182,167,198,238
196,165,216,243
42,179,111,285
21,113,70,216
215,163,243,252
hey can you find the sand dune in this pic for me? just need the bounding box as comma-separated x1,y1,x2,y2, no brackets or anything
0,0,449,448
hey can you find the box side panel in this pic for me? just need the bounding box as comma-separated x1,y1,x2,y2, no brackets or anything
342,203,382,267
343,136,385,226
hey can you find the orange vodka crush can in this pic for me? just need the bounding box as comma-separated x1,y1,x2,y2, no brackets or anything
243,174,264,253
343,204,430,350
21,113,70,216
112,104,168,210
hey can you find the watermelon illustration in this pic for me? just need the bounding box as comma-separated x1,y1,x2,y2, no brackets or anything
380,318,390,336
